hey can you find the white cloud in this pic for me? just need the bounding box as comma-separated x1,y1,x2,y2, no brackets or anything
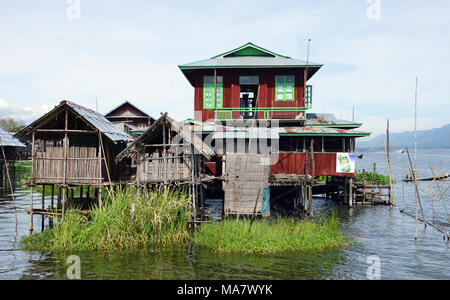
0,1,449,135
0,97,56,123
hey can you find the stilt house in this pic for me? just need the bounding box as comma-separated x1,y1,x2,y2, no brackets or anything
0,128,26,182
14,100,133,196
179,42,371,216
116,114,215,211
105,101,155,137
117,113,215,185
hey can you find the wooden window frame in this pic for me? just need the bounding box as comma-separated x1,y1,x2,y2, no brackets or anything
275,75,295,101
203,76,223,109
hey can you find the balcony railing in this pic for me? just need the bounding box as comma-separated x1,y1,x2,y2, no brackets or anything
214,107,308,121
214,85,313,121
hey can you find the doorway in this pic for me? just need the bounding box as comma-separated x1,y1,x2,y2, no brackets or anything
240,85,258,119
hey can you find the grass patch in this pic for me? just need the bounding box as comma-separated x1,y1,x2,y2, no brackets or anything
316,172,391,185
21,187,193,251
194,213,349,255
21,187,349,254
355,171,392,185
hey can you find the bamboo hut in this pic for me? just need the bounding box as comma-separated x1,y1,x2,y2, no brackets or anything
0,128,26,183
116,113,215,215
14,100,133,231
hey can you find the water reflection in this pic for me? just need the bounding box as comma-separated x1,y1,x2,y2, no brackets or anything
0,149,449,280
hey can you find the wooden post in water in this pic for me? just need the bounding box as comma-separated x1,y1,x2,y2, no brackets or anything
57,186,61,209
372,163,377,184
29,131,35,233
62,109,68,217
51,185,54,209
406,148,427,240
50,184,54,228
384,141,394,206
309,140,315,216
97,130,103,209
386,120,395,206
41,185,45,231
362,169,366,204
249,188,261,232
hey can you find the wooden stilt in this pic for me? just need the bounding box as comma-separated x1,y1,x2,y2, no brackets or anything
62,109,68,218
309,140,315,216
29,131,35,233
57,186,62,209
98,131,103,209
349,178,353,208
41,185,45,231
51,184,55,209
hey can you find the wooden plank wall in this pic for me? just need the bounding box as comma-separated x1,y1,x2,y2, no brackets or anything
137,152,193,183
34,146,100,185
193,68,306,122
223,153,270,216
271,152,355,177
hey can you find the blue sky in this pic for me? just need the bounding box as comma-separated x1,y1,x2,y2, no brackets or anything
0,0,449,137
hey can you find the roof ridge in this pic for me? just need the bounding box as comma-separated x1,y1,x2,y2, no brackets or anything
65,100,98,114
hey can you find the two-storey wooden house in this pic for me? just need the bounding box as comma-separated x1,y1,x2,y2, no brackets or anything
179,43,370,216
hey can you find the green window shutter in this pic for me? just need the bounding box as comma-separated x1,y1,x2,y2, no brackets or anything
305,85,313,108
285,76,295,101
275,75,295,101
203,76,223,109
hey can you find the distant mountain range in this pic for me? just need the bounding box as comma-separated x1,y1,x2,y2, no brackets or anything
357,124,450,149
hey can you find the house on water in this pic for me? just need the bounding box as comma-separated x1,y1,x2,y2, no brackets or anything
0,127,26,184
116,113,215,215
179,42,370,216
14,100,134,232
105,101,156,137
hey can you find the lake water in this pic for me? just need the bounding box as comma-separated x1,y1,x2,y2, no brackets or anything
0,149,449,280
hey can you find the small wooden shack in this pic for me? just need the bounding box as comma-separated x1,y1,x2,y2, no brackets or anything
116,113,215,213
0,128,26,182
105,101,155,137
14,100,134,231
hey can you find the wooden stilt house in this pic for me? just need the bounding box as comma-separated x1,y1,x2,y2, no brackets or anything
179,42,372,216
117,113,215,185
0,128,26,183
116,114,215,212
14,100,133,231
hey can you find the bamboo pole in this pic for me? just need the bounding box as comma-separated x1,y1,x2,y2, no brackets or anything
406,148,427,240
62,109,68,217
163,123,168,185
51,184,55,209
249,188,261,233
349,178,353,208
41,185,45,231
383,141,394,206
372,162,377,184
97,130,103,209
0,135,17,223
309,139,315,216
30,131,35,232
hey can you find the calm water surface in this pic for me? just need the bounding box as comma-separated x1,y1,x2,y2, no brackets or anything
0,149,449,280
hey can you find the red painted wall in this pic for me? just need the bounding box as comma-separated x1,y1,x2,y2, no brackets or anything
192,68,306,122
271,153,355,177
